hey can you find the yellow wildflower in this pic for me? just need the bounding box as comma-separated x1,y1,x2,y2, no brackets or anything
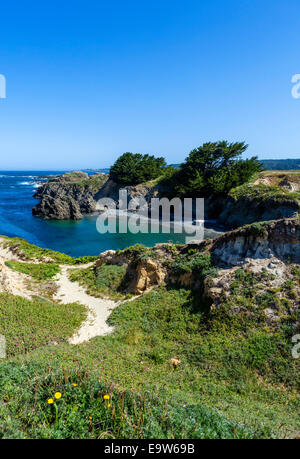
48,398,54,405
72,383,77,387
104,394,110,400
54,392,62,400
107,403,111,408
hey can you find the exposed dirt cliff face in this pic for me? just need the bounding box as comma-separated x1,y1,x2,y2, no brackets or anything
210,218,300,266
32,172,108,220
204,257,299,330
253,172,300,191
97,243,175,295
96,218,299,328
204,218,299,329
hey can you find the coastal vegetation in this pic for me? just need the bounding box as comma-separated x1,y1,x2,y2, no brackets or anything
230,183,300,204
109,142,262,197
1,236,98,264
1,280,298,438
68,263,130,300
44,171,108,191
5,261,61,281
260,158,300,170
0,205,299,438
0,292,87,358
0,358,251,439
31,142,300,226
109,152,168,185
165,141,263,197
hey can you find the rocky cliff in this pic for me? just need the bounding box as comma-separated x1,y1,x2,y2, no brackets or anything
32,171,172,220
33,170,300,228
32,172,108,220
210,217,300,266
96,218,299,329
209,172,300,227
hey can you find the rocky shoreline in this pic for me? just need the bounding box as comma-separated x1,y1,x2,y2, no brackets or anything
32,170,300,229
32,171,108,220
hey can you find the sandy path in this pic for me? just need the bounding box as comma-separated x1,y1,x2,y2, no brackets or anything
0,238,120,344
54,266,119,344
0,240,33,298
0,256,33,298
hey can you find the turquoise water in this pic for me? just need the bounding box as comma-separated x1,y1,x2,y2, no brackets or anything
0,171,222,257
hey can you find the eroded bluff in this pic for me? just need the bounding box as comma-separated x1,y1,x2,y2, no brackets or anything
97,218,300,329
32,172,108,220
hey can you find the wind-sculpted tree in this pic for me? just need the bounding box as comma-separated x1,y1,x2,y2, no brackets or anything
110,152,167,185
172,141,263,197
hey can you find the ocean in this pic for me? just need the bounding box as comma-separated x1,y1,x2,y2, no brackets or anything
0,171,223,257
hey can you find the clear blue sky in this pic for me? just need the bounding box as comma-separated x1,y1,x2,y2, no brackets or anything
0,0,300,169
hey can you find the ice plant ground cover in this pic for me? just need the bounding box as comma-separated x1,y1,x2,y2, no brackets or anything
0,279,299,438
0,221,299,438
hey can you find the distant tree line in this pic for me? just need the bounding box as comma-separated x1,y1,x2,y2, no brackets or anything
260,159,300,171
109,141,263,196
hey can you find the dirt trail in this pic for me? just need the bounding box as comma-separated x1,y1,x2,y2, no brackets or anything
54,266,119,344
0,256,32,298
0,238,119,344
0,240,33,298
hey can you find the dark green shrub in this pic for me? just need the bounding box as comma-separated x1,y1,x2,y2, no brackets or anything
166,141,262,197
110,152,167,185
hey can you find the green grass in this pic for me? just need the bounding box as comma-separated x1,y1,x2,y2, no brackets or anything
8,284,299,438
1,236,98,264
5,261,61,280
0,235,299,438
68,263,130,300
0,362,251,439
230,183,300,204
0,292,87,357
55,172,108,191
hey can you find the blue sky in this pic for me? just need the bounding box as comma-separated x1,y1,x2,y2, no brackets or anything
0,0,300,169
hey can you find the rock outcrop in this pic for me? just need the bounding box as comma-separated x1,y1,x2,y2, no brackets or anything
210,218,300,266
95,178,169,210
32,169,300,227
97,244,174,294
203,218,299,328
215,194,299,228
208,173,300,228
96,219,300,312
32,172,168,220
127,258,166,294
32,172,108,220
203,256,299,330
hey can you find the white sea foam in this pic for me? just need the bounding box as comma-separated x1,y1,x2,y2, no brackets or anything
1,175,38,179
